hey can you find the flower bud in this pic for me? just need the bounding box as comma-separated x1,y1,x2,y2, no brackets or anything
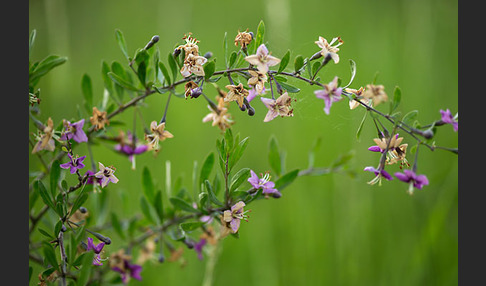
144,35,160,50
79,207,88,213
239,103,247,111
204,52,213,59
272,192,282,199
191,88,202,99
247,106,255,116
173,48,181,57
61,225,67,232
183,238,195,249
422,129,434,139
158,254,165,263
89,231,112,245
249,32,254,39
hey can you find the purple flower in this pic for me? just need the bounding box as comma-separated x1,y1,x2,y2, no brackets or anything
60,153,86,174
394,169,429,194
194,238,207,260
222,201,247,234
60,119,88,143
245,44,281,74
440,109,458,132
86,237,105,266
248,170,281,197
94,162,119,188
114,131,149,169
112,260,143,284
364,166,393,185
314,76,343,115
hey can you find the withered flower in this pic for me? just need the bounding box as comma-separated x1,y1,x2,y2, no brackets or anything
225,83,249,108
90,107,110,131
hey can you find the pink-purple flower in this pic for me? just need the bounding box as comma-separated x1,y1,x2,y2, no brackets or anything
394,169,429,195
60,119,88,143
112,259,143,284
364,166,393,185
245,44,281,74
440,109,458,132
86,237,106,266
248,170,281,197
94,162,119,188
114,131,149,170
314,76,343,115
60,153,86,174
222,201,248,234
194,238,207,260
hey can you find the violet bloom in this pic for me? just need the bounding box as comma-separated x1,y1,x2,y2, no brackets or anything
85,170,100,186
248,170,281,197
194,238,207,260
314,76,343,115
245,44,281,74
112,260,143,284
86,237,105,266
114,132,149,170
94,162,119,188
394,169,429,195
364,166,393,185
222,201,247,234
60,119,88,143
60,153,86,174
440,109,458,132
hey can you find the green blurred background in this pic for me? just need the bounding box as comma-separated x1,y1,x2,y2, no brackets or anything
29,0,458,285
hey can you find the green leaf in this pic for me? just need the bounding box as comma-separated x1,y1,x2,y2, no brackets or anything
110,212,125,240
142,166,155,204
331,150,355,169
81,74,94,114
274,169,299,191
228,51,238,69
277,50,291,74
29,55,67,84
224,32,229,68
29,266,33,283
158,62,171,86
69,184,89,219
29,29,36,60
37,180,55,211
343,59,357,89
38,228,55,240
389,86,402,114
204,60,216,80
205,179,223,206
278,81,300,93
356,110,369,141
268,136,282,176
402,110,419,126
199,153,215,187
224,128,234,153
154,190,164,224
168,53,178,82
180,222,205,232
115,29,129,60
229,137,249,171
137,60,147,87
169,197,199,213
50,160,61,198
140,196,156,224
43,242,59,271
76,251,94,286
254,20,265,51
308,137,322,168
229,168,251,193
71,252,87,267
108,72,140,91
294,55,304,74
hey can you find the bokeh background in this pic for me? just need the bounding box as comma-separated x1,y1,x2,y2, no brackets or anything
29,0,458,285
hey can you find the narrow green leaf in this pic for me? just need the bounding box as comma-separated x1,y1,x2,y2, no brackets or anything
137,60,147,87
229,137,249,171
29,266,33,283
294,55,304,74
140,196,156,224
274,169,299,191
308,137,322,168
29,30,36,59
343,59,357,89
107,72,140,91
38,228,55,240
110,212,126,240
229,168,251,192
81,74,93,114
158,62,171,86
43,242,59,271
142,166,155,204
77,251,94,286
205,179,223,206
29,55,67,83
50,160,61,198
154,190,164,224
180,222,205,232
254,20,265,50
115,29,129,60
224,32,229,67
390,86,402,114
277,50,291,74
169,197,199,213
199,153,215,187
331,150,355,168
38,180,55,211
356,110,369,141
204,60,216,80
278,81,300,93
268,136,282,176
168,53,178,82
228,51,237,69
69,184,89,218
402,110,419,126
